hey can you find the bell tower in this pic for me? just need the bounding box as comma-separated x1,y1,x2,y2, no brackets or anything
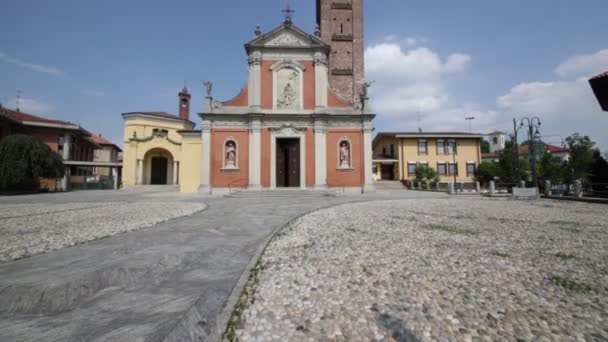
178,86,191,121
317,0,365,104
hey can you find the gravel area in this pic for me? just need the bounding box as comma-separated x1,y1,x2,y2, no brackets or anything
235,198,608,341
0,201,206,262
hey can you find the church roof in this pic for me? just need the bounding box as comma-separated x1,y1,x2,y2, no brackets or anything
245,19,329,53
121,111,195,126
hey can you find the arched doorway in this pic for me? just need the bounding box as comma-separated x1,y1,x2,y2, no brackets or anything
143,148,175,185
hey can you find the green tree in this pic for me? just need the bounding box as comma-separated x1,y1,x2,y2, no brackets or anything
496,139,530,183
480,140,490,153
538,153,563,183
563,133,595,183
415,164,439,183
0,135,65,190
476,161,496,185
590,149,608,184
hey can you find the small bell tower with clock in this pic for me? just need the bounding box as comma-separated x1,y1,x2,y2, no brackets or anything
178,85,191,121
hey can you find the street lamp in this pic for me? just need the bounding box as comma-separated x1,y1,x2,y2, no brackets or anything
517,116,542,188
465,116,475,133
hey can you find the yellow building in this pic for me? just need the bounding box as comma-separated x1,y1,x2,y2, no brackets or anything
121,87,204,193
372,132,482,185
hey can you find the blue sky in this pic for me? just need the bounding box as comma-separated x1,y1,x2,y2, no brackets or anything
2,0,608,149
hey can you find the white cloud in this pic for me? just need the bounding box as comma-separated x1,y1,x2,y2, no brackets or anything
497,77,608,148
82,90,107,97
365,41,472,122
0,52,65,76
555,48,608,78
2,97,54,114
444,53,472,73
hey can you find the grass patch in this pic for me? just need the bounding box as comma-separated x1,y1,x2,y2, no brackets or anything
493,251,511,258
548,220,580,226
223,257,268,342
550,275,591,293
555,252,577,260
426,224,476,235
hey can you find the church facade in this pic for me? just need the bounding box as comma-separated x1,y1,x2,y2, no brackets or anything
122,0,375,194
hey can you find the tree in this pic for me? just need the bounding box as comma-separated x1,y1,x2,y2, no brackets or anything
414,164,439,183
480,140,490,153
590,149,608,184
538,152,563,183
0,135,65,191
563,133,595,183
496,139,530,183
477,161,496,185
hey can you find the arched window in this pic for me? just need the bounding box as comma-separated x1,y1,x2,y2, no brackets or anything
337,137,352,169
223,137,238,169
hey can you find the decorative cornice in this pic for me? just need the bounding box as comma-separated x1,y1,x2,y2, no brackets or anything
129,132,182,146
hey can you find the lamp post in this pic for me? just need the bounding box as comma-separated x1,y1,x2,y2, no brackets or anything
450,141,458,192
465,116,475,133
518,116,542,188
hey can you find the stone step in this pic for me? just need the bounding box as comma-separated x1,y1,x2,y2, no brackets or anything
225,190,338,198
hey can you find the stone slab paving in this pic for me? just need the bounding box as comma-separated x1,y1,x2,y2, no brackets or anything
236,198,608,342
0,201,207,262
0,187,446,341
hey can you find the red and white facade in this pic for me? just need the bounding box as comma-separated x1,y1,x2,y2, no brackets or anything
198,9,375,193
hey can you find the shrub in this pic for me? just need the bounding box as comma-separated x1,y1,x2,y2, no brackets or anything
477,161,496,185
415,164,439,183
0,135,65,190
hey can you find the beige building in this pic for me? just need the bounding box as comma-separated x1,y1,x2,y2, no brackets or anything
372,132,482,185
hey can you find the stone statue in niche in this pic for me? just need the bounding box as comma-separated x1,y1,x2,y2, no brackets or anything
225,141,237,169
277,69,299,109
339,141,350,168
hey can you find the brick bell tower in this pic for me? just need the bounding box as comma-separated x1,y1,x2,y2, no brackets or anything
317,0,365,104
178,86,191,120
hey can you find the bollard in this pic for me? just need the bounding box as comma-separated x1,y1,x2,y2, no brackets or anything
447,182,454,194
489,181,495,196
436,182,440,191
574,180,583,198
475,181,481,193
425,181,430,190
544,180,551,197
520,180,526,188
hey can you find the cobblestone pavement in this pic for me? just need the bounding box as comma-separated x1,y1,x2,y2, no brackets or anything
236,197,608,342
0,201,206,262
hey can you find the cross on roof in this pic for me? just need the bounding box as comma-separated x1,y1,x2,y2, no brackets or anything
282,1,295,22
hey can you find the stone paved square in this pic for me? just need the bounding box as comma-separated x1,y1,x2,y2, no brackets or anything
235,198,608,341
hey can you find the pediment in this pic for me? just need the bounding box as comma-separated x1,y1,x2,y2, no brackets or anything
246,21,328,52
265,31,311,48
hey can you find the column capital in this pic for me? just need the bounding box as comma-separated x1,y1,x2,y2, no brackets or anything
201,120,212,133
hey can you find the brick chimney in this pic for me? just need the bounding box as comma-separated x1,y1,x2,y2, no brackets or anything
178,86,191,120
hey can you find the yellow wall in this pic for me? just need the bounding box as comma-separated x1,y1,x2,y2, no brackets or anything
179,136,202,193
122,116,200,192
399,137,481,182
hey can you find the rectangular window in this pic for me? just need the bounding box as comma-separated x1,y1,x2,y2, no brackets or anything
467,162,476,176
417,139,427,155
408,162,417,176
390,144,394,157
437,139,445,155
448,162,458,176
447,139,457,155
437,162,447,176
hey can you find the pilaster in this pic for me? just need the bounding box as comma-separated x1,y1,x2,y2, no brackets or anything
314,118,327,188
362,120,375,193
248,50,262,110
314,52,329,110
248,117,262,189
199,120,212,194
